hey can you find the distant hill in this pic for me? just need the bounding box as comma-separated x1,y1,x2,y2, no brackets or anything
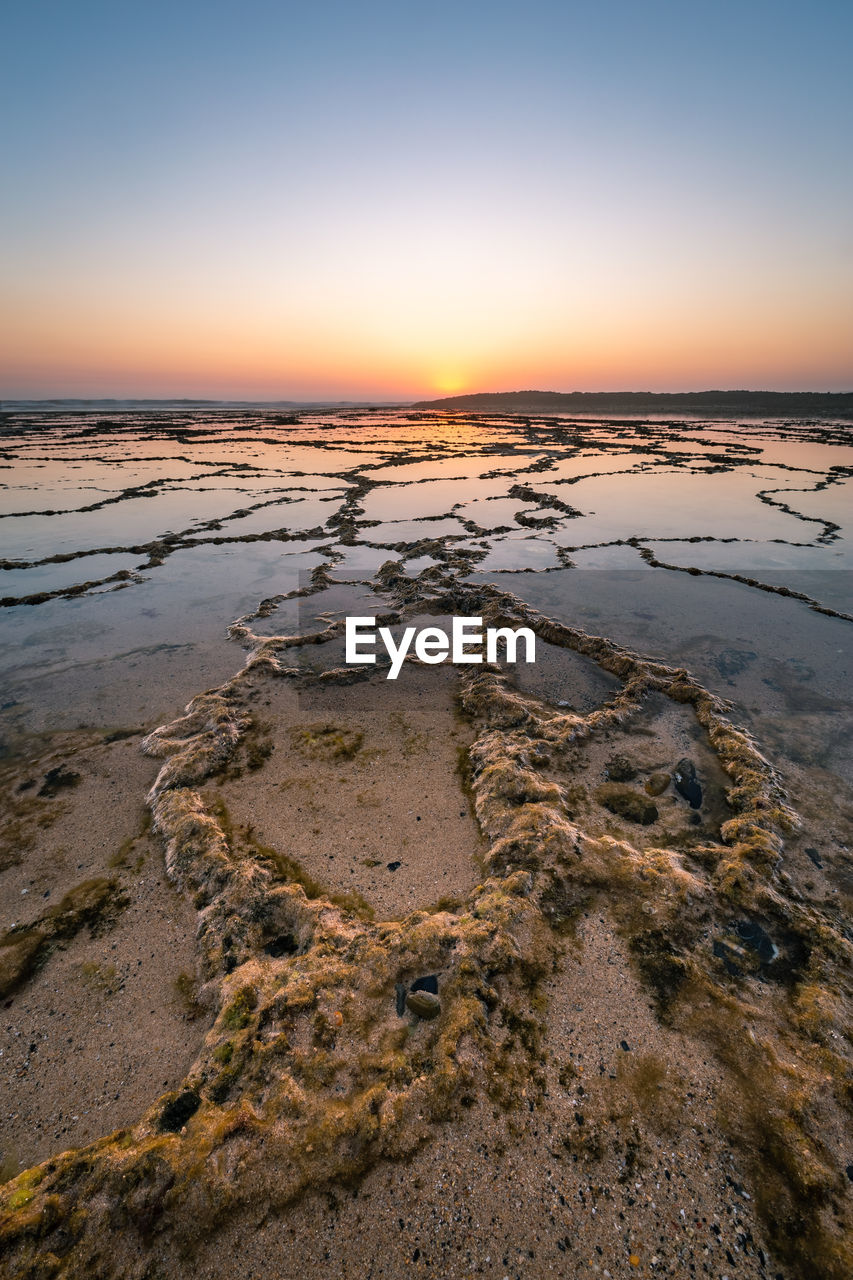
412,390,853,418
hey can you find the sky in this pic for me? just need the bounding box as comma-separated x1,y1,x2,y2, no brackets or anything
1,0,852,400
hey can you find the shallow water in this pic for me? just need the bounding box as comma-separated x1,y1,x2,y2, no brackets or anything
1,407,851,731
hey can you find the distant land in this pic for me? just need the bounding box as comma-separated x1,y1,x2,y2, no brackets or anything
3,391,853,419
413,390,853,418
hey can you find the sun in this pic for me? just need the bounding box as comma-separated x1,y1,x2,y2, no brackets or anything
432,371,467,394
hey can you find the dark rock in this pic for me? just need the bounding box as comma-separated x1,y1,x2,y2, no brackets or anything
159,1089,201,1133
405,990,441,1019
716,918,809,985
673,758,702,808
595,784,658,825
734,919,777,963
620,1040,631,1052
605,754,637,782
386,861,401,871
804,846,823,868
410,975,438,995
395,982,407,1016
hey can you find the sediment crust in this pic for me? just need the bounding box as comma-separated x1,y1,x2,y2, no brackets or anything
1,559,851,1279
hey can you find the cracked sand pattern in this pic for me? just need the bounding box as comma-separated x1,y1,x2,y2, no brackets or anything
0,408,851,1279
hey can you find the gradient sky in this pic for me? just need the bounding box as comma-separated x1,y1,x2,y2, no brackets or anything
2,0,852,399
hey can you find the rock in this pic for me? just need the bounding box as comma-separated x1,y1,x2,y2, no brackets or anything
714,920,779,977
595,783,658,825
734,918,777,963
620,1040,631,1051
804,846,823,868
405,990,441,1019
605,754,637,782
644,772,670,796
673,758,702,808
386,861,401,872
395,982,407,1016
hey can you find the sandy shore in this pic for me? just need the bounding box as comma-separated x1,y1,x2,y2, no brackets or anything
195,917,772,1280
0,683,778,1278
1,733,209,1174
2,576,850,1279
1,410,851,1279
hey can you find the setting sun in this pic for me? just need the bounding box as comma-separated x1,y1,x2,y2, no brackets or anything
432,372,467,394
1,3,850,401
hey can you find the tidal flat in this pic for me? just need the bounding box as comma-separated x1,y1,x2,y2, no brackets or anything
0,406,851,1279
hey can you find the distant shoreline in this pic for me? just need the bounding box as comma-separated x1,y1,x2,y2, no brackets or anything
412,389,853,418
3,389,853,419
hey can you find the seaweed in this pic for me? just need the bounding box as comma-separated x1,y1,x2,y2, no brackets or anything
1,416,851,1279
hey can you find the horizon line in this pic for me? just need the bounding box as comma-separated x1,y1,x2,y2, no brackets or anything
3,387,853,408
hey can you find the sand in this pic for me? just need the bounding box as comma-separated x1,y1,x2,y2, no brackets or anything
0,734,209,1175
194,918,772,1280
0,407,851,1280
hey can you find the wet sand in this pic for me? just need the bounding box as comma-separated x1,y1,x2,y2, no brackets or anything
0,734,207,1173
0,407,851,1279
196,920,770,1280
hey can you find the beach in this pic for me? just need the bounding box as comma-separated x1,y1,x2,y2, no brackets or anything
0,406,851,1279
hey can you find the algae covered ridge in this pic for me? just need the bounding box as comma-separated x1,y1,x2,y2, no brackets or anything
0,408,851,1278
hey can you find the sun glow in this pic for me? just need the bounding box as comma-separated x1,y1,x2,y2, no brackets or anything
433,372,467,394
2,6,851,400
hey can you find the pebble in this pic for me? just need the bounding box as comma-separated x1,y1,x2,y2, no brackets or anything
406,990,441,1020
